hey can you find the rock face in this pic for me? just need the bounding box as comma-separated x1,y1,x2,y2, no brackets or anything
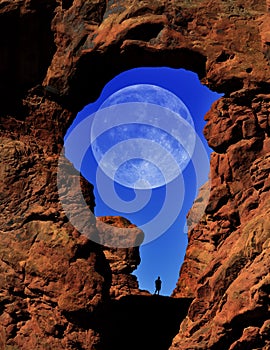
0,135,109,348
171,99,270,349
1,0,270,349
96,216,146,299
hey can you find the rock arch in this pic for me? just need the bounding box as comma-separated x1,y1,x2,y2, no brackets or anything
1,0,269,349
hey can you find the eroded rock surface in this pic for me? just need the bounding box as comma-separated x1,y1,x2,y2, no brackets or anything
1,0,270,349
96,216,147,299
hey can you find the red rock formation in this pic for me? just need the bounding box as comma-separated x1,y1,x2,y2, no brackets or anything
96,216,147,299
1,0,270,349
171,96,270,350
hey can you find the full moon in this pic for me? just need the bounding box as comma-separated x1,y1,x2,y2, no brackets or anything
99,84,194,127
90,84,196,189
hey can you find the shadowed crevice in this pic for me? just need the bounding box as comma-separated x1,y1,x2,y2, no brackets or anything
95,295,193,350
124,23,164,42
0,1,57,115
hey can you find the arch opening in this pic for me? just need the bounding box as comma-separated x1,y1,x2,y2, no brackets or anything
63,46,207,114
64,66,223,296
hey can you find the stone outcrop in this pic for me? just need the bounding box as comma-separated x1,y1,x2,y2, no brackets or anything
1,0,270,349
0,136,109,348
96,216,146,299
171,96,270,350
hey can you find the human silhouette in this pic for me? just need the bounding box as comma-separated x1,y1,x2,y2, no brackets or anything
154,276,162,295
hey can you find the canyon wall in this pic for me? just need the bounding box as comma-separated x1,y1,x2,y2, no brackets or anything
0,0,269,349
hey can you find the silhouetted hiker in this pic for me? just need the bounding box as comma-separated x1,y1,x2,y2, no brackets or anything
154,276,162,295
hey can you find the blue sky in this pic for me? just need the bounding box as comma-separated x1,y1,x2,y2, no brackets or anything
65,67,222,296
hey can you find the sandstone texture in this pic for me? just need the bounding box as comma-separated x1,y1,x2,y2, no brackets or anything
96,216,147,299
1,0,270,349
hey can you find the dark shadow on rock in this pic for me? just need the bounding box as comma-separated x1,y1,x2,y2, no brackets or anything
95,295,193,350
